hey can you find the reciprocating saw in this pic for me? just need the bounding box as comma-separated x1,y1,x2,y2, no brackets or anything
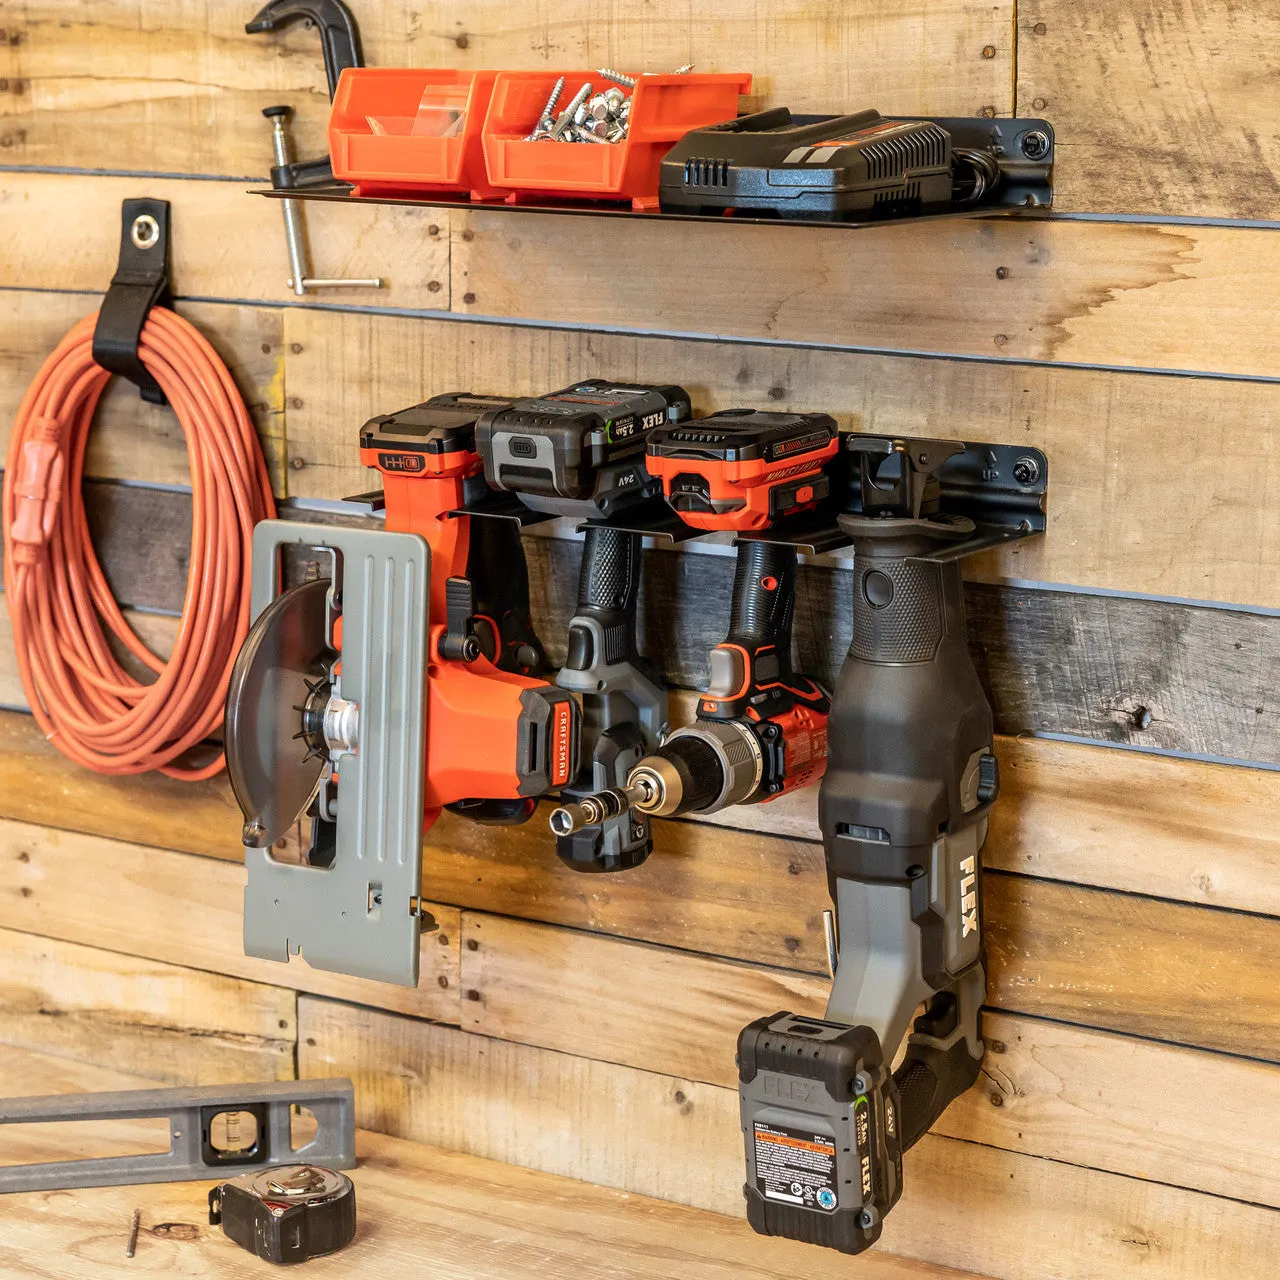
550,409,837,834
737,434,1047,1254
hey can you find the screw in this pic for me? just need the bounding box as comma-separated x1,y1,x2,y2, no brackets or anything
1012,455,1040,485
673,63,696,74
858,1208,876,1229
552,81,593,139
982,45,996,58
598,67,636,89
1132,705,1153,731
1020,129,1051,160
1033,21,1047,34
290,456,307,470
981,105,997,118
996,265,1009,279
989,1090,1005,1107
994,333,1009,345
1032,96,1048,110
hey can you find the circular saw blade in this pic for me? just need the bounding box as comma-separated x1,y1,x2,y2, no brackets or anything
225,578,335,849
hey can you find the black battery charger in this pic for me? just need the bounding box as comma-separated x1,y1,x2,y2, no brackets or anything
659,107,1054,221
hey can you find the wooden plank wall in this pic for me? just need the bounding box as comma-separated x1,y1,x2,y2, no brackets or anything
2,3,1278,1277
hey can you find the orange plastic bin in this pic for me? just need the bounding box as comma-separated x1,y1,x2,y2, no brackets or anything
328,68,503,199
482,70,752,209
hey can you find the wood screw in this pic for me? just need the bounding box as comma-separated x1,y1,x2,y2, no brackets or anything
982,45,996,58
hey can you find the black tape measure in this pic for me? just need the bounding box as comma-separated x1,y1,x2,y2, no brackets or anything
209,1164,356,1265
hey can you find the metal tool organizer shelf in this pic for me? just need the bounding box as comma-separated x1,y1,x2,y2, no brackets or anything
254,183,1054,233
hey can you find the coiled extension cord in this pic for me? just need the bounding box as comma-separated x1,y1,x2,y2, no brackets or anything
3,308,275,779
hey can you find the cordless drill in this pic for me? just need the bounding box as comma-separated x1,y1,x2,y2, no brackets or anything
475,381,692,871
357,393,578,828
737,435,1036,1255
550,409,837,832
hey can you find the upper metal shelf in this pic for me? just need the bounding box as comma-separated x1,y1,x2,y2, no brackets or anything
254,185,1053,234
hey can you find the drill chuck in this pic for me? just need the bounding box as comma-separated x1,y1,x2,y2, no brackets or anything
548,720,764,835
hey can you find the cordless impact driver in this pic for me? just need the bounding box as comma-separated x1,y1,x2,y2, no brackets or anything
474,381,692,871
737,435,1037,1255
551,409,837,831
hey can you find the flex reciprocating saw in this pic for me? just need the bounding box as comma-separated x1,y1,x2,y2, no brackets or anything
551,409,836,833
737,434,1047,1254
474,381,692,871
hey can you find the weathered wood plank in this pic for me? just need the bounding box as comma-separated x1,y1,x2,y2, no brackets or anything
0,1121,976,1280
4,812,1273,1061
984,874,1279,1059
0,0,1009,179
0,925,294,1085
10,478,1280,762
940,1010,1280,1209
300,999,1280,1280
1018,1,1280,219
455,890,1280,1067
284,307,1280,609
452,211,1280,378
0,173,448,309
0,819,461,1024
459,912,828,1088
0,292,287,492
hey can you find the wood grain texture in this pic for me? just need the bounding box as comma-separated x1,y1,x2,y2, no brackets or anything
453,210,1280,378
6,704,1279,923
0,1123,977,1280
459,912,828,1088
0,173,448,309
0,926,294,1086
283,306,1280,608
0,0,1009,179
300,1000,1280,1280
984,874,1280,1059
0,291,286,491
1018,1,1280,218
12,478,1280,763
453,890,1280,1066
0,819,461,1024
941,1010,1280,1208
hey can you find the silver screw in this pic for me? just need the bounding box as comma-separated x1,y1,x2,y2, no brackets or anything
672,62,695,74
525,75,566,140
598,67,636,89
552,81,593,139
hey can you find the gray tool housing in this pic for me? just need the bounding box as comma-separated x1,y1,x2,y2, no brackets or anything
241,520,431,987
0,1079,355,1193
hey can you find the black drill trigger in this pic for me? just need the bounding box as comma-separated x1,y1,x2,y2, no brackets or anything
440,576,483,663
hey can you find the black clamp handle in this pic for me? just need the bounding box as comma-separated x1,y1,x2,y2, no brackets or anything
244,0,363,100
91,199,173,406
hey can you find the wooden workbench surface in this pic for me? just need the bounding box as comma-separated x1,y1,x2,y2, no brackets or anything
0,1129,973,1279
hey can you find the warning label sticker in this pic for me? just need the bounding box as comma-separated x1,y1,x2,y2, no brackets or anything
752,1122,838,1212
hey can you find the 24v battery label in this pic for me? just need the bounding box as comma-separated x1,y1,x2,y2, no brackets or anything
752,1122,838,1212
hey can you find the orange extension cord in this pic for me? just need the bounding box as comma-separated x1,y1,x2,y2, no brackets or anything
3,308,275,779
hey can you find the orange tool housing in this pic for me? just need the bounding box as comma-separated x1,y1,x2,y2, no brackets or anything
646,409,840,532
358,400,577,820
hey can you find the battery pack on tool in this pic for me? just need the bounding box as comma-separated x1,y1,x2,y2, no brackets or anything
475,381,692,520
660,107,1054,220
647,408,839,531
359,392,511,501
738,1012,903,1255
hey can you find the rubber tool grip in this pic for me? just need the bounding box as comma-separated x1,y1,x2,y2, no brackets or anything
851,550,949,666
566,527,642,669
892,1035,984,1151
724,540,798,669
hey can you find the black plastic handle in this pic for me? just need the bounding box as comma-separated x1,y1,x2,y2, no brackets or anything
892,1033,983,1151
724,540,798,673
466,519,547,676
567,527,642,667
245,0,363,99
